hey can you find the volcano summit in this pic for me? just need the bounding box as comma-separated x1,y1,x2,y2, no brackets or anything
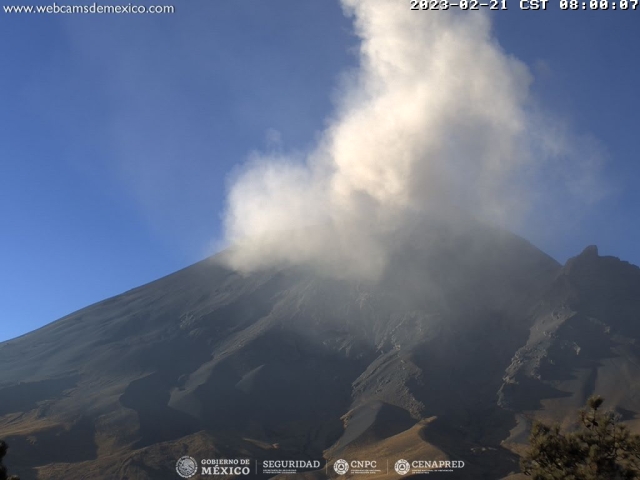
2,215,640,479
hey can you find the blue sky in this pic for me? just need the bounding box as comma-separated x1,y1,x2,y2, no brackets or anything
1,1,639,342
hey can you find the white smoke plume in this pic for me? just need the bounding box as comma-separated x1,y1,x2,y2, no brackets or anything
221,0,604,279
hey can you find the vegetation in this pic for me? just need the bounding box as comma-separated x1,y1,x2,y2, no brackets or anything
0,440,19,480
521,396,640,479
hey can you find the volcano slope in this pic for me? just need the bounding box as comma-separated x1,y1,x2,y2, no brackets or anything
499,245,640,448
1,218,639,479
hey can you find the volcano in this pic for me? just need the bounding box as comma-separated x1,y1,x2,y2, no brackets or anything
2,216,640,479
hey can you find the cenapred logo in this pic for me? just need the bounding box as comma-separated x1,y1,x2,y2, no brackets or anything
394,459,411,476
175,456,198,478
333,458,349,475
394,458,465,475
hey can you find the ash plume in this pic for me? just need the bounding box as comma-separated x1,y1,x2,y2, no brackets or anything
221,0,605,279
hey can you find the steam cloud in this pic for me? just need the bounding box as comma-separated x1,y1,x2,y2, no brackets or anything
221,0,604,279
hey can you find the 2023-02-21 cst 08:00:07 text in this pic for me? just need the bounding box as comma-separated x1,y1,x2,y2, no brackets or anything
410,0,639,9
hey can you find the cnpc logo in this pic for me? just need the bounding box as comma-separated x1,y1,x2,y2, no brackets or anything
333,459,378,475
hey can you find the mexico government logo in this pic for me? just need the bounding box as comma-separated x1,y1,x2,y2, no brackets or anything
175,456,198,478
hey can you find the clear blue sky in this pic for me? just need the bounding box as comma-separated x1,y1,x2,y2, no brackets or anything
1,1,639,342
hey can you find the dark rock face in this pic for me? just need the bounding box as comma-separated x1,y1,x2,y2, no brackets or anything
499,245,640,445
2,219,638,479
